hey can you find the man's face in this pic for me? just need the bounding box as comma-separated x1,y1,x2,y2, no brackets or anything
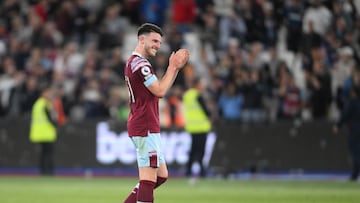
142,32,162,58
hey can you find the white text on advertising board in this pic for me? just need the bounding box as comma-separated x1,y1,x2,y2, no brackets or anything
96,122,216,166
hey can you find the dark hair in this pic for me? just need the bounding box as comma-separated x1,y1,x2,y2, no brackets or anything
137,23,163,37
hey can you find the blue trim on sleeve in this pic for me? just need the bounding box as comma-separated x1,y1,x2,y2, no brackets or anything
144,75,158,87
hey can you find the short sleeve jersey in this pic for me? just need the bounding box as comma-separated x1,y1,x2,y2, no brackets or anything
124,52,160,137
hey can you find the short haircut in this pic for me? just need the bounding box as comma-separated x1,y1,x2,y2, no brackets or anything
137,23,163,37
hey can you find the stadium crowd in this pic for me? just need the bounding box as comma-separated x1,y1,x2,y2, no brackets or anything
0,0,359,126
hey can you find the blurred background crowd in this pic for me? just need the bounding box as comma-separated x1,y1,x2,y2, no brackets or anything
0,0,359,127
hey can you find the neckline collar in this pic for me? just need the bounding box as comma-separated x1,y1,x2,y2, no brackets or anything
132,51,144,58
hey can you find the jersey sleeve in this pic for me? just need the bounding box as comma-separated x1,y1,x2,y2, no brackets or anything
131,57,158,87
140,66,158,87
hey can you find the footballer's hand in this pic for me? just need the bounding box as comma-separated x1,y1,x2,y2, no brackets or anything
169,48,189,70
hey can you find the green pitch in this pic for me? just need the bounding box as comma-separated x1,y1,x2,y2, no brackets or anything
0,176,359,203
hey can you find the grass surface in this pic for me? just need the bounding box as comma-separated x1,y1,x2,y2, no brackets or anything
0,176,359,203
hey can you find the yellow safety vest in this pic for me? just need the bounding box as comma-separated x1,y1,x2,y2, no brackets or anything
183,88,211,133
30,97,56,143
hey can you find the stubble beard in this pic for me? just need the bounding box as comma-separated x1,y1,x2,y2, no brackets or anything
144,45,157,58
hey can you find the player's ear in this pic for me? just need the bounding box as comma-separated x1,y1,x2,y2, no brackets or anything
138,35,145,43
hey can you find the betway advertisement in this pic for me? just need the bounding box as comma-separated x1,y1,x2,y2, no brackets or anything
96,122,217,167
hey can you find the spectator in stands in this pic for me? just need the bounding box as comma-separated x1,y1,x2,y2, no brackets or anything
108,47,126,79
331,0,354,36
0,0,21,32
214,54,232,87
27,10,45,48
166,24,185,52
81,78,107,118
140,0,168,27
20,76,40,114
244,42,265,71
54,42,84,79
121,0,141,25
26,47,52,78
322,30,341,66
258,60,277,122
195,0,214,15
277,72,302,119
9,40,31,73
213,0,234,17
54,0,75,42
53,41,84,102
305,60,332,119
334,16,351,45
32,0,49,24
218,82,244,122
240,70,266,123
98,3,128,50
218,9,247,50
198,3,219,50
274,60,291,88
151,51,170,81
10,16,26,43
99,66,118,95
243,0,266,44
302,0,332,37
284,0,304,53
171,0,197,33
73,0,92,45
301,20,323,65
0,56,23,116
332,47,356,110
262,1,279,48
39,21,63,49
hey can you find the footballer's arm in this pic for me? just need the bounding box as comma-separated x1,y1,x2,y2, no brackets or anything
147,51,187,98
147,65,179,98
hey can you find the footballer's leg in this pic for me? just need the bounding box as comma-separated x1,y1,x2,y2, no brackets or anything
155,163,168,188
137,167,157,203
124,182,139,203
124,167,157,203
136,133,167,202
125,133,164,203
124,164,167,203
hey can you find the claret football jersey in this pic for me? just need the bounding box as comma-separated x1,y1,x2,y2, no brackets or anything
124,52,160,136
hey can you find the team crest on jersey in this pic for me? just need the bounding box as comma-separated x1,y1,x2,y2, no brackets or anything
141,66,153,80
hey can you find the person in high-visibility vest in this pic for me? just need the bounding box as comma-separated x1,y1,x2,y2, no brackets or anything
183,77,212,178
29,84,57,176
